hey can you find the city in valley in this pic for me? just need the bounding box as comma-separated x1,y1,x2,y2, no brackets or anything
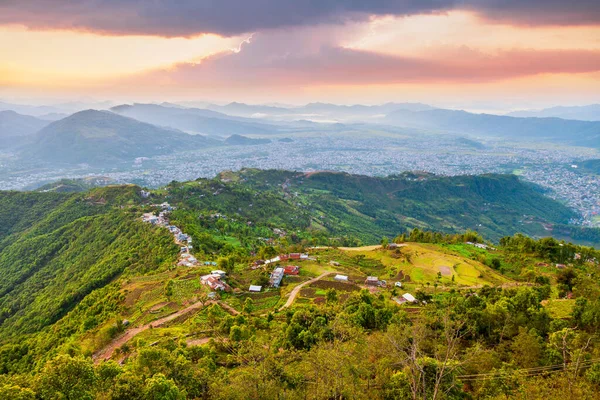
3,130,599,227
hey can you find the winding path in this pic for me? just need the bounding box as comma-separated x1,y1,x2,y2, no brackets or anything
93,300,238,364
278,272,337,311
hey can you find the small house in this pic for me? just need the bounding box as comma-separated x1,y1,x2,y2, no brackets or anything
402,293,416,303
388,243,399,249
201,274,229,291
334,274,348,282
365,276,379,286
270,267,285,288
556,263,567,269
283,265,300,275
211,270,227,278
329,261,341,267
249,285,262,292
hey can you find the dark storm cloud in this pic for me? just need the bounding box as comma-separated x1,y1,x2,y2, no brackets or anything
0,1,598,37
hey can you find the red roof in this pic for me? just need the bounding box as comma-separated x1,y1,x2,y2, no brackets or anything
283,265,300,275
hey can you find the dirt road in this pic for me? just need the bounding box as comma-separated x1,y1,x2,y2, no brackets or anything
278,272,336,311
93,300,238,364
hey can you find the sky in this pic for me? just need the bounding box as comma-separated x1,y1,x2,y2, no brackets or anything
1,1,599,111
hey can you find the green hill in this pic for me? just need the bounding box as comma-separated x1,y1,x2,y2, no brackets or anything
191,169,578,243
0,172,599,398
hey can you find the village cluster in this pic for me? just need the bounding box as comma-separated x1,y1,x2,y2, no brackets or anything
139,206,495,308
142,202,203,268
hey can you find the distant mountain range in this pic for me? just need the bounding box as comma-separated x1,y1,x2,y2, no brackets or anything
0,100,113,118
110,103,280,135
0,110,50,148
508,104,600,121
1,100,600,168
225,134,271,146
384,108,600,148
202,101,434,120
24,110,218,166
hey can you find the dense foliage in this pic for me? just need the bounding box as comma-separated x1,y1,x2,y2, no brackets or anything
0,171,598,399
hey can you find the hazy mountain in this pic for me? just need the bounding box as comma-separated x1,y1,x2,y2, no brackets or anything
204,101,435,120
301,102,434,116
111,103,280,135
0,100,113,117
508,104,600,121
385,108,600,148
25,110,218,166
225,134,271,145
0,110,50,148
206,102,291,117
36,112,70,121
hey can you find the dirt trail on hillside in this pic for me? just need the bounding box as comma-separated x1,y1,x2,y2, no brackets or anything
93,300,238,364
279,272,337,311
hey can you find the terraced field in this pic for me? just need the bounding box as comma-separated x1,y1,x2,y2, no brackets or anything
341,243,510,286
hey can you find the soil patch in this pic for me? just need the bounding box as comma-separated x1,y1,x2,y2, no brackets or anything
310,280,359,292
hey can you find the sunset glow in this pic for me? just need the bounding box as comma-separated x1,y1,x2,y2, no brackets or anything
0,2,599,108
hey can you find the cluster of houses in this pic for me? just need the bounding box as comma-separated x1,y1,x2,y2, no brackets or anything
265,253,311,265
200,270,230,291
142,203,198,267
465,242,496,251
269,264,301,288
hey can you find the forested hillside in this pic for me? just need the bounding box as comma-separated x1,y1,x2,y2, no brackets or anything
0,172,599,399
191,169,580,244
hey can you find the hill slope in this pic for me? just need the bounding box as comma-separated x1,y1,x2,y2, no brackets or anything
385,108,600,148
0,186,178,371
0,110,49,148
25,110,218,166
111,103,279,135
0,171,598,396
163,169,580,244
508,104,600,121
225,134,271,145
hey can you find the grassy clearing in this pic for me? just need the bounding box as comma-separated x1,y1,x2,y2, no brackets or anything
339,243,510,286
543,299,575,319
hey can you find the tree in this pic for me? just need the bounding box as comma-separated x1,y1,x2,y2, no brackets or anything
326,288,338,304
491,258,501,269
243,297,254,314
0,384,35,400
144,374,186,400
511,327,542,368
381,237,389,249
36,355,96,400
164,280,174,300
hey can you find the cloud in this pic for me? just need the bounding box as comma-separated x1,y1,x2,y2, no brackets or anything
135,32,600,90
0,1,598,37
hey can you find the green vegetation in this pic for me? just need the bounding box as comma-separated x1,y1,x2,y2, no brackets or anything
0,170,598,399
164,168,586,245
